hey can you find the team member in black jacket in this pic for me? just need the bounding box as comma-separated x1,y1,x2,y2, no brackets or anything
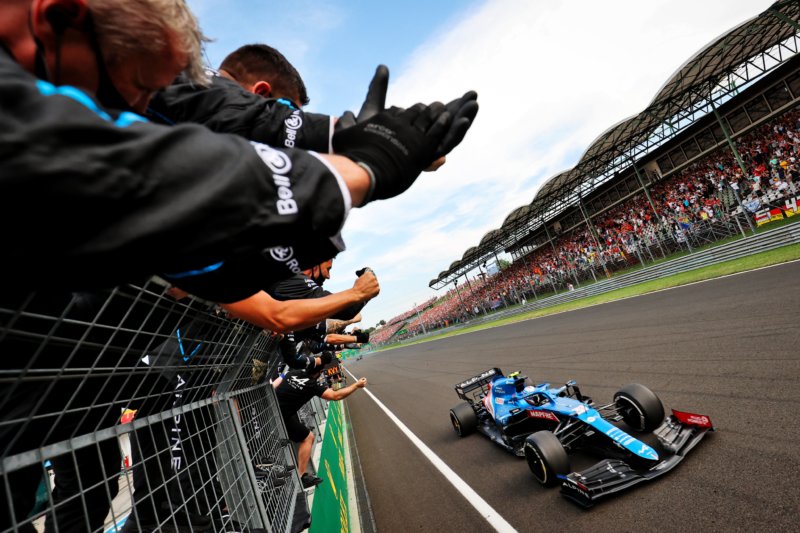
267,260,364,323
149,58,330,152
150,42,477,312
262,260,365,370
273,355,367,488
268,261,372,366
201,44,375,365
150,55,478,169
217,43,310,107
156,46,379,335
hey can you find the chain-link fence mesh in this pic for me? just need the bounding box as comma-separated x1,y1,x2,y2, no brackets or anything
0,278,315,533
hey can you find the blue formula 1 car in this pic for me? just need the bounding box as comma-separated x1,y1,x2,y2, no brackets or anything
449,368,713,507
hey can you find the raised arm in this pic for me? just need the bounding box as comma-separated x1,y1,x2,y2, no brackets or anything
220,271,378,332
322,378,367,401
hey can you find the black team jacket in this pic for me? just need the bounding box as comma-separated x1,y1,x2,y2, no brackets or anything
0,47,351,297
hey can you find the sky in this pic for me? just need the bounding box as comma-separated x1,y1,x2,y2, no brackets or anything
188,0,775,329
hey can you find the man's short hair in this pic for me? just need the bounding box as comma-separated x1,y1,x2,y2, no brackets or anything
220,44,310,106
90,0,209,85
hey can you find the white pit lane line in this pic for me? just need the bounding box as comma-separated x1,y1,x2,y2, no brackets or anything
343,366,516,533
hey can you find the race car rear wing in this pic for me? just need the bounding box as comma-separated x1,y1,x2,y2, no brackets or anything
455,367,503,403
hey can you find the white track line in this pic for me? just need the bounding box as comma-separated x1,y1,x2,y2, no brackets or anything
343,367,516,532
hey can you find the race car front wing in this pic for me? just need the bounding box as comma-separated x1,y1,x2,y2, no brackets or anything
559,410,713,508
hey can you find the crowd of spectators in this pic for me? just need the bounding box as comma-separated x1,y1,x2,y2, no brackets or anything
369,298,436,344
373,106,800,345
370,321,407,345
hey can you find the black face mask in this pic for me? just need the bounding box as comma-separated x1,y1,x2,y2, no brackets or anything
309,265,326,287
30,9,133,112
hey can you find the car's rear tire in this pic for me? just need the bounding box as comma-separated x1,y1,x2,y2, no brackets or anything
614,383,664,432
449,402,478,437
524,431,570,487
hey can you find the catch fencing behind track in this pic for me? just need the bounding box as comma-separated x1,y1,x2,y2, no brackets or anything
396,222,800,344
0,279,316,533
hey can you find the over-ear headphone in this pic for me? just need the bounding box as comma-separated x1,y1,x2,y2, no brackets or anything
45,4,81,35
40,4,82,84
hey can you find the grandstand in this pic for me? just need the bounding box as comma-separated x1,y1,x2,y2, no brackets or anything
369,298,437,344
369,0,800,347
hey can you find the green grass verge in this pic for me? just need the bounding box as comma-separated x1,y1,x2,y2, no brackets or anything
369,241,800,353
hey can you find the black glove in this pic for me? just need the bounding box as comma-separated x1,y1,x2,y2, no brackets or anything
302,355,316,371
354,330,370,343
355,267,373,277
333,103,451,202
319,351,334,367
279,333,306,370
337,65,389,131
434,91,479,159
336,66,477,161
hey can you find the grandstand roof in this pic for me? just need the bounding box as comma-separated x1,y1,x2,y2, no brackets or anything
462,246,479,261
431,0,800,289
501,205,532,229
533,171,573,202
578,2,800,171
480,229,504,247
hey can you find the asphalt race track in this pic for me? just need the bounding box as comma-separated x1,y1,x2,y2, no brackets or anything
345,260,800,532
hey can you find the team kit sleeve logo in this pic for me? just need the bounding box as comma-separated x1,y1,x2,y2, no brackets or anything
288,375,310,390
265,246,303,275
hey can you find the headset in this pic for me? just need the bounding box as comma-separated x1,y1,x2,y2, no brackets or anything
35,4,81,83
45,4,81,35
35,3,135,111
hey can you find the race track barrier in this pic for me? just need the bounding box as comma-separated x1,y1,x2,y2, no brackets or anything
0,280,331,533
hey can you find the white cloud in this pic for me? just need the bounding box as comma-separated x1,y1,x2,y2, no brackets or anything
334,0,775,328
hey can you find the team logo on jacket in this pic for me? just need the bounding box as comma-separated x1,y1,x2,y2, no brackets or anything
250,141,297,215
269,247,294,262
251,142,292,174
288,375,310,390
267,247,302,274
284,111,303,147
286,114,302,130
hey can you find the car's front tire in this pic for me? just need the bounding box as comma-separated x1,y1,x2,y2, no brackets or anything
614,383,665,432
449,402,478,437
524,431,570,486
